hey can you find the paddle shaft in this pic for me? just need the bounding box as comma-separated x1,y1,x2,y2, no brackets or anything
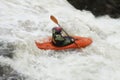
57,24,71,37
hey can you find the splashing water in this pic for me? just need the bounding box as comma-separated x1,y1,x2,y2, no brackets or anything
0,0,120,80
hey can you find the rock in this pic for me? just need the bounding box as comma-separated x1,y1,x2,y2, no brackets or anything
67,0,120,18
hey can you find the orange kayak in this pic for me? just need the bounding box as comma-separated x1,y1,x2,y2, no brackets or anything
35,36,92,50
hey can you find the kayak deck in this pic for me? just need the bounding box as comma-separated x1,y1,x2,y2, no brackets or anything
35,36,92,50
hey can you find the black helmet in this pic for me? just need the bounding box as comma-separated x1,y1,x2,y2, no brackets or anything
53,27,62,33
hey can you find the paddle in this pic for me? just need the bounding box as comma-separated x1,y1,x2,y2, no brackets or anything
50,15,70,37
50,15,80,47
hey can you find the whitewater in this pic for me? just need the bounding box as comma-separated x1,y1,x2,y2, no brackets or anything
0,0,120,80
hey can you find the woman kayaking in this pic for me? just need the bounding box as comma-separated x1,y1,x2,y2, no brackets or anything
52,27,74,47
35,15,92,50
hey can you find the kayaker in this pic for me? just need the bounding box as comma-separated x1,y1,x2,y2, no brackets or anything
52,27,74,47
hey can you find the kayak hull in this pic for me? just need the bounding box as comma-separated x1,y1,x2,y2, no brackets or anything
35,36,92,50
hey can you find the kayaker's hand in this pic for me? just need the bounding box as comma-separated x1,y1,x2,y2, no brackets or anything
71,38,75,42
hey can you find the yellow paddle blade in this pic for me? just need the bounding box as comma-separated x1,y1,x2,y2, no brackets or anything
50,15,58,24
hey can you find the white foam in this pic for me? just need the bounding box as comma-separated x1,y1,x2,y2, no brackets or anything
0,0,120,80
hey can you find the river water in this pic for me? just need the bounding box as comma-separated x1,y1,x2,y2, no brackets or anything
0,0,120,80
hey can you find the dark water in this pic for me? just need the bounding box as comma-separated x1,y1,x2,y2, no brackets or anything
0,41,15,58
0,65,25,80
